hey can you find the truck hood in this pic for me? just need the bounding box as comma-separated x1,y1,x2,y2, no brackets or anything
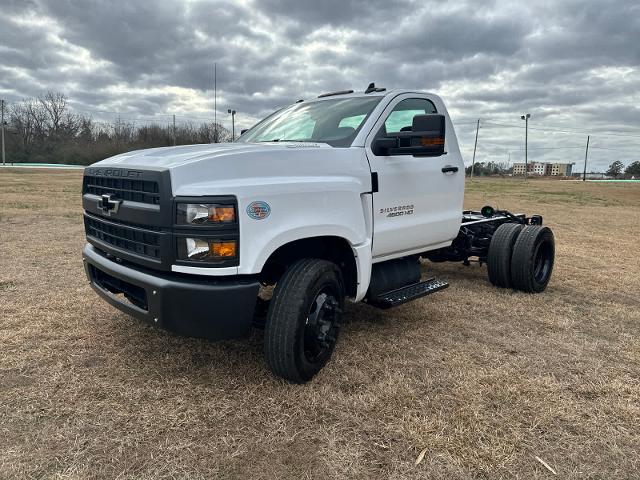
92,142,369,197
95,142,332,169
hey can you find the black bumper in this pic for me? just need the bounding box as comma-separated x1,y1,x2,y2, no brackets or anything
82,244,260,340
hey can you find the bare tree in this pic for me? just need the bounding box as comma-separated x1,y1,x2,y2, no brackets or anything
78,116,95,143
10,103,35,150
39,92,67,133
201,122,231,143
25,99,48,145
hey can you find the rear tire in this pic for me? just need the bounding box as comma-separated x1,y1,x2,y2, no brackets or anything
264,258,345,383
510,225,555,293
487,223,524,288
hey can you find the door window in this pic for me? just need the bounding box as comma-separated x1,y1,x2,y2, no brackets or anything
383,98,437,135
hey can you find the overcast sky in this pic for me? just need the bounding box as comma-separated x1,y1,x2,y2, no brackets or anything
1,0,639,170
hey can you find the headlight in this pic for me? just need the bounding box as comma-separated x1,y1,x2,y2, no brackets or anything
178,238,237,261
177,203,236,225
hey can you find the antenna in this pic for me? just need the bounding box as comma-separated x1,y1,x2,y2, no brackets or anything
214,62,217,143
365,82,386,94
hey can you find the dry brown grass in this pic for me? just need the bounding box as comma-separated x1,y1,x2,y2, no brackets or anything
1,170,639,479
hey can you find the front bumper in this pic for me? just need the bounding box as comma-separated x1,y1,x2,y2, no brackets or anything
82,244,259,340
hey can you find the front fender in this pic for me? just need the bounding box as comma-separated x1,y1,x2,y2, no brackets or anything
239,226,373,302
237,184,373,299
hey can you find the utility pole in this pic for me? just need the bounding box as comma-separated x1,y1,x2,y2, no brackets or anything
1,99,6,167
583,135,590,182
470,119,480,178
214,62,217,143
228,109,236,141
172,114,176,146
520,113,531,178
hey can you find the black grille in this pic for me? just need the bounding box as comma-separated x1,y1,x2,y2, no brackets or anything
85,215,161,259
83,175,160,205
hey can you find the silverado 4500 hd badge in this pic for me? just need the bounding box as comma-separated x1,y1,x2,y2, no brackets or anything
247,201,271,220
380,204,414,217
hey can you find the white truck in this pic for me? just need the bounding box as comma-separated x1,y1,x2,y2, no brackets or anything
82,85,555,383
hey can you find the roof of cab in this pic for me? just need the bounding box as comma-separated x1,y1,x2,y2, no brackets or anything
311,88,437,102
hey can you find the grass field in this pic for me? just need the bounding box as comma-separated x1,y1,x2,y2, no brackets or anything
1,170,639,479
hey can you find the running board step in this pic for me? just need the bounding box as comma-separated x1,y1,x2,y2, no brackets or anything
369,278,449,309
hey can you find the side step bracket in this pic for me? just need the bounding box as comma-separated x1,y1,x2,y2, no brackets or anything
368,278,449,309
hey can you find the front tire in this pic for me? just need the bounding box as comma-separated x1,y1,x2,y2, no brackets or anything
264,259,345,383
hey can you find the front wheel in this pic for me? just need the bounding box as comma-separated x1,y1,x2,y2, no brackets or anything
264,259,345,383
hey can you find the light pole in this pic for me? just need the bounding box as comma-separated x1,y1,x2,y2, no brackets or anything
470,118,480,178
227,109,236,141
583,135,590,182
1,99,6,167
520,113,530,178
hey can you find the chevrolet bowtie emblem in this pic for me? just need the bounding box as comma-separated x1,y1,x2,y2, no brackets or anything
98,194,122,216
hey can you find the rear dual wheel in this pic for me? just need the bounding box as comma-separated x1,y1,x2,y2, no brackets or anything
487,223,554,292
487,223,524,288
510,225,555,293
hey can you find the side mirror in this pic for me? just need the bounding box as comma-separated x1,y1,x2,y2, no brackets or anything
373,114,446,157
240,129,248,135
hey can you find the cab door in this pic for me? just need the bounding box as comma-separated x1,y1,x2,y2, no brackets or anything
365,94,464,259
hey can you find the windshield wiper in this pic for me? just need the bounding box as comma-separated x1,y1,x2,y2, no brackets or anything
259,139,309,143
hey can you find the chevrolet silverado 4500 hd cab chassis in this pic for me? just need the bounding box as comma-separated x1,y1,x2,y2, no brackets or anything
82,85,555,383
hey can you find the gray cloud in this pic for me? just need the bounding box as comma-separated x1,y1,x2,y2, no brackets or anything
0,0,638,170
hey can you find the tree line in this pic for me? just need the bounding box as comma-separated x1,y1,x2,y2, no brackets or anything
464,162,512,176
466,160,640,178
606,160,640,178
2,92,231,165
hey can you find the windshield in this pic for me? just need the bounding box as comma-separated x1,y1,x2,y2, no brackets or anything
237,96,382,147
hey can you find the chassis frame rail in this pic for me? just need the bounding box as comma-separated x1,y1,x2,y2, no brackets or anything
424,208,543,264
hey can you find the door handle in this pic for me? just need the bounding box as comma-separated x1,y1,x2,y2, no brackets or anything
441,166,459,173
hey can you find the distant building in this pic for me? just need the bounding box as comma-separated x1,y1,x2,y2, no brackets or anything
532,162,547,175
549,163,573,176
513,163,527,175
572,172,610,180
512,162,574,176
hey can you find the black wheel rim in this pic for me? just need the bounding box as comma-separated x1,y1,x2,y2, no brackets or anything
533,241,553,283
303,288,341,363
